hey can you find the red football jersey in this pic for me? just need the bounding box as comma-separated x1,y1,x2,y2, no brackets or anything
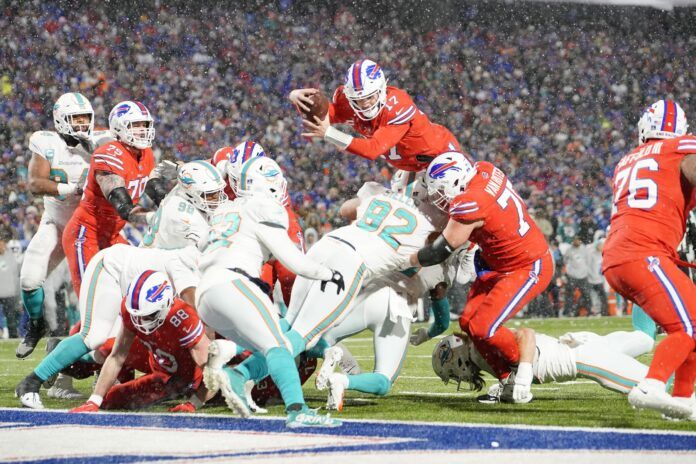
76,140,155,237
120,297,205,380
210,147,236,199
330,85,461,171
603,136,696,270
449,161,549,272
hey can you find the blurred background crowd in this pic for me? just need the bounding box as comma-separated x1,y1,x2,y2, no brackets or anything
0,0,694,335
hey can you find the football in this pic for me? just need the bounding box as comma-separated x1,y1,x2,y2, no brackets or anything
300,91,329,121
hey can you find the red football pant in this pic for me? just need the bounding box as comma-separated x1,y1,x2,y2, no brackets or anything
102,371,201,410
62,217,127,295
605,255,696,396
460,252,553,379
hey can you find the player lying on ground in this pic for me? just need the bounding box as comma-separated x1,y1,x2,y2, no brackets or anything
70,271,213,412
432,329,654,403
292,59,463,172
603,99,696,420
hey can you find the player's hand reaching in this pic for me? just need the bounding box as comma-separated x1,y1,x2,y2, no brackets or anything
321,270,345,295
169,402,197,413
409,327,431,346
289,88,319,113
69,401,100,413
301,114,330,140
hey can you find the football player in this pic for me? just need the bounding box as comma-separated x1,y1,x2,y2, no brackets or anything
405,152,552,386
17,92,112,359
61,101,166,297
211,141,304,305
603,100,696,420
292,59,462,172
142,160,227,251
15,243,199,409
196,157,343,428
433,329,654,401
70,271,212,412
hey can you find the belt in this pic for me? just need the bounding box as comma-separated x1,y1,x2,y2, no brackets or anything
228,267,272,298
328,235,356,251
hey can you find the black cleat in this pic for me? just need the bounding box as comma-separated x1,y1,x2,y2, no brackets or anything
16,318,46,359
15,374,44,409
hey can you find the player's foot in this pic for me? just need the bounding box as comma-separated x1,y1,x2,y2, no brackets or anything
315,346,343,390
326,373,347,411
477,382,502,404
286,405,342,428
662,395,696,421
337,343,361,375
244,380,267,414
16,374,44,409
47,374,84,400
216,367,251,418
207,339,238,371
41,337,61,388
628,379,693,419
16,318,46,359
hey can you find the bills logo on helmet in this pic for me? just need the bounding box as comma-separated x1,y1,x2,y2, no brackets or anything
145,281,171,303
115,104,131,117
366,63,382,79
429,161,461,179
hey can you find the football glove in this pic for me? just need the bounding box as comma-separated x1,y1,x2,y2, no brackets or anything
69,400,99,413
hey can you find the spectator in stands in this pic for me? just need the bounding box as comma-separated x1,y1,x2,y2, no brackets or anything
0,238,19,338
586,238,609,316
563,236,592,317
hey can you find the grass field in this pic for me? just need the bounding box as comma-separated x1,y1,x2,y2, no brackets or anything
1,316,694,432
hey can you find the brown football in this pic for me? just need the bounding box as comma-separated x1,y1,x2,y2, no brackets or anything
300,92,329,121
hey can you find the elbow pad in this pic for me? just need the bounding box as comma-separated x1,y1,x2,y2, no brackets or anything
108,187,134,220
145,177,168,207
417,235,455,267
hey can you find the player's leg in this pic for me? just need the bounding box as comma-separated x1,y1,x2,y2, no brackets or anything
101,372,170,410
61,219,97,296
465,254,553,379
574,342,648,394
594,330,655,358
632,305,658,339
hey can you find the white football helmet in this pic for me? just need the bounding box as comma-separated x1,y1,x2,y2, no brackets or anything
108,100,155,149
637,99,688,145
177,160,228,213
125,271,174,335
213,141,267,196
236,157,287,204
432,334,484,390
53,92,94,140
343,59,387,121
425,152,476,212
390,170,429,202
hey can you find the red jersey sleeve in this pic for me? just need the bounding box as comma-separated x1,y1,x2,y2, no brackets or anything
449,192,489,223
329,86,356,124
173,301,205,349
676,135,696,154
346,124,410,160
383,88,418,126
92,142,128,175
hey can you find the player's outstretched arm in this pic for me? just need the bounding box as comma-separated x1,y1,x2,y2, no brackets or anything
408,219,483,268
27,153,81,196
681,153,696,187
70,326,135,412
339,198,361,221
289,88,319,113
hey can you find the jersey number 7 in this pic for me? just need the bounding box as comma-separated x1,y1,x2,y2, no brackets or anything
497,180,530,237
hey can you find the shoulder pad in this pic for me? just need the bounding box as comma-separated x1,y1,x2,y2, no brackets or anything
385,88,417,126
449,192,486,222
245,196,289,229
332,86,345,105
28,131,63,158
91,130,115,147
675,136,696,154
357,182,387,201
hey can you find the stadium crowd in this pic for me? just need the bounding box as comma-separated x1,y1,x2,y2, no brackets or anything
0,1,694,333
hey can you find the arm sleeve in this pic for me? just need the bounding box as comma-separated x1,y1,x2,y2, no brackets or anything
427,296,450,338
449,195,487,223
346,124,410,160
256,224,333,281
329,87,352,124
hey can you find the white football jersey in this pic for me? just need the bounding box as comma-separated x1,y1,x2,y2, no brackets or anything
199,195,288,282
532,333,577,383
141,186,209,250
330,185,436,278
28,130,112,226
99,243,200,296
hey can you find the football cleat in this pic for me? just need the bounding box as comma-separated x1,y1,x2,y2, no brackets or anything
42,337,61,388
477,382,502,404
244,380,267,414
286,406,342,428
315,346,343,391
47,374,84,400
337,343,361,375
203,339,238,393
663,395,696,421
326,373,348,411
628,379,693,419
16,318,46,359
215,367,251,418
16,375,44,409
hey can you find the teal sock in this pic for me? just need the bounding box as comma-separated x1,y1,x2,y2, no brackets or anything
347,373,391,396
285,329,306,356
428,297,451,339
79,352,95,363
266,347,304,407
277,302,288,318
279,318,290,332
34,334,89,382
632,305,657,340
67,306,80,327
22,288,45,320
305,338,329,359
234,352,268,383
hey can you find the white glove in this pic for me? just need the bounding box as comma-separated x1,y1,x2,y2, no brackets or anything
57,182,79,197
512,362,533,403
410,327,431,346
454,246,477,285
153,160,180,181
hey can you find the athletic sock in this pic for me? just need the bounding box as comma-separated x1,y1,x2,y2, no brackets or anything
22,288,45,321
304,338,329,359
266,347,304,408
428,297,451,338
34,334,89,382
347,373,391,396
234,352,267,383
647,332,695,383
631,305,657,340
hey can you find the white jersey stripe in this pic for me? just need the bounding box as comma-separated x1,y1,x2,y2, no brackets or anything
95,159,124,171
388,106,416,125
94,154,124,166
179,321,204,346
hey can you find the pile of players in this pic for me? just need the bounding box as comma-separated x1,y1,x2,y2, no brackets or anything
13,58,696,427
